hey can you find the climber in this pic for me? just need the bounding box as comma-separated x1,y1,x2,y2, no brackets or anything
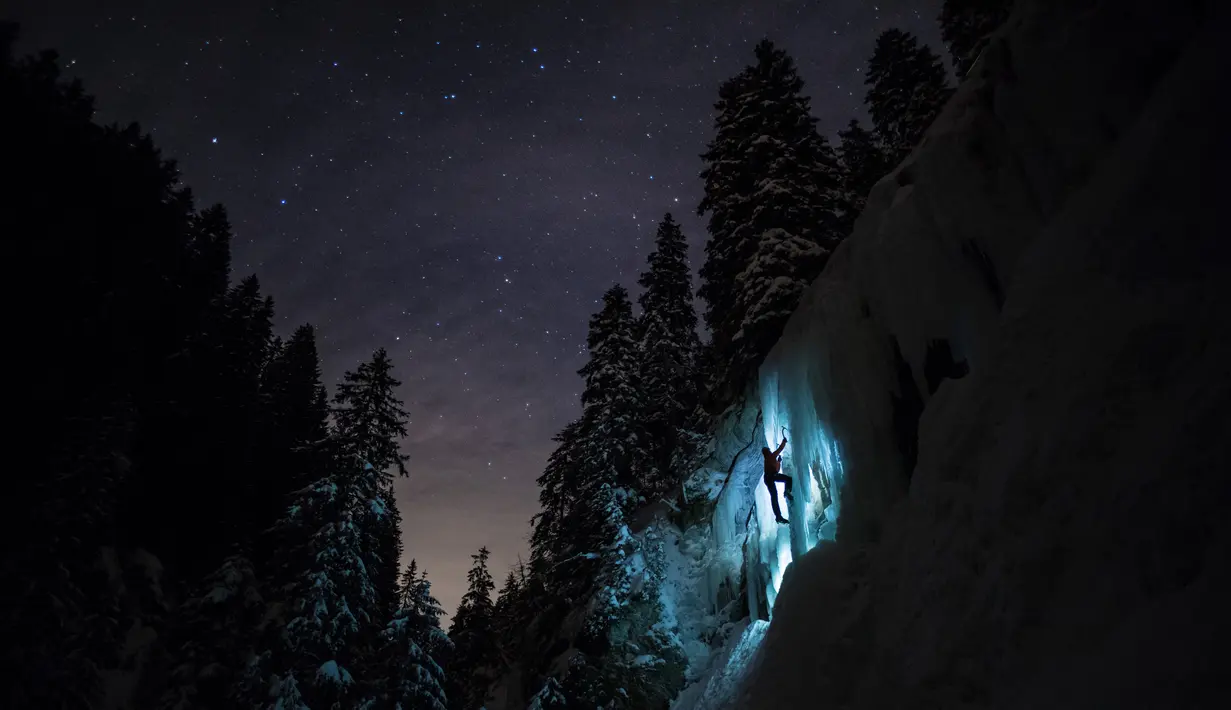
762,432,793,525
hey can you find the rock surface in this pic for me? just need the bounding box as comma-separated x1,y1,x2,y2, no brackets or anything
724,0,1231,707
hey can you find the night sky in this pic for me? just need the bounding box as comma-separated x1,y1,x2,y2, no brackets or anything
12,0,941,615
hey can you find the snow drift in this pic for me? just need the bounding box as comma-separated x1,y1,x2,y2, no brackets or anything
679,0,1231,707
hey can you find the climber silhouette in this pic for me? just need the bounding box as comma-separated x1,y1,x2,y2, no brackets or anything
762,434,793,525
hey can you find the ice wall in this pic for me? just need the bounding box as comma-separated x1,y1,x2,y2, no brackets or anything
725,0,1231,708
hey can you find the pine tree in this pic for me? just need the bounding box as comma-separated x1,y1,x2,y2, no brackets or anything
576,285,644,498
158,554,265,709
398,558,424,609
265,324,329,454
537,287,647,636
254,458,381,709
939,0,1013,77
372,609,450,710
636,214,701,498
370,582,451,710
333,347,411,621
399,559,450,662
447,547,499,710
527,677,568,709
580,482,637,638
255,323,331,574
333,347,410,477
529,419,584,586
864,29,953,162
263,674,309,710
492,566,528,665
836,119,894,231
213,276,279,564
184,204,233,314
698,39,843,406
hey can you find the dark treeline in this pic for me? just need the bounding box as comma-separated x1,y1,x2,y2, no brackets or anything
2,0,1009,708
2,21,447,710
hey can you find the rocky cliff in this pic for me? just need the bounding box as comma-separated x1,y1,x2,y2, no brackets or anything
675,0,1231,707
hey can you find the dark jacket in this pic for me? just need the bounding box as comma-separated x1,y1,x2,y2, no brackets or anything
763,438,787,475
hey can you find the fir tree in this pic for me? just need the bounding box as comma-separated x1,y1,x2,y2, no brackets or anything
561,523,686,710
447,547,499,710
399,560,450,662
265,324,329,453
864,29,953,162
157,554,265,709
529,419,585,585
527,677,568,710
213,275,279,562
636,214,701,498
254,458,381,709
537,287,647,643
836,119,894,231
255,323,331,572
580,482,637,638
373,618,448,709
370,605,450,710
698,39,843,406
939,0,1013,77
333,347,410,477
398,558,424,609
333,347,411,621
576,285,644,498
264,675,309,710
491,563,532,666
185,204,234,312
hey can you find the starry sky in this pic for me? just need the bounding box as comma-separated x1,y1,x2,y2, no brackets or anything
12,0,942,615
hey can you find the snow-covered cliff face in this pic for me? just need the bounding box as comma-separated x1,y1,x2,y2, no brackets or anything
677,0,1231,707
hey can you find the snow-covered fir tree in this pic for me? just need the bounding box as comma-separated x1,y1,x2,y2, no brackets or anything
333,347,410,621
447,547,499,710
397,560,426,612
939,0,1013,77
529,419,584,591
528,285,686,708
549,286,644,634
577,285,645,498
836,118,894,232
527,677,567,709
158,554,265,709
698,39,843,406
251,459,382,709
372,608,450,710
636,213,702,498
491,566,525,665
399,559,450,662
370,564,452,710
575,523,685,709
864,29,953,162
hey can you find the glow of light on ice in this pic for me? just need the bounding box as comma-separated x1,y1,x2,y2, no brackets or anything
772,529,791,592
751,368,848,612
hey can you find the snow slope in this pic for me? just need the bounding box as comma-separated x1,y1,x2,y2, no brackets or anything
719,0,1231,708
